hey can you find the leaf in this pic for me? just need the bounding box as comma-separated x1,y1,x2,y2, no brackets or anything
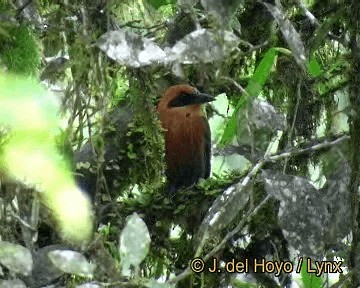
263,2,306,69
97,29,239,68
220,48,277,145
30,244,66,287
320,149,351,244
147,0,175,9
168,29,239,64
219,95,247,146
195,184,250,245
248,99,286,131
48,250,94,277
0,241,33,276
309,15,338,52
119,212,151,276
262,170,329,257
97,30,166,68
40,56,69,81
200,0,243,26
300,260,323,288
308,56,322,77
0,279,27,288
235,98,286,151
248,48,277,95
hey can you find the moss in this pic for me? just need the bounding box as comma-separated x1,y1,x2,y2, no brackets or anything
0,25,40,76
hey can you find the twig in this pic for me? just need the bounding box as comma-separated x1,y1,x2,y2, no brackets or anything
220,76,249,96
167,195,272,284
267,134,349,162
237,40,269,57
294,0,348,47
10,212,37,232
329,270,352,288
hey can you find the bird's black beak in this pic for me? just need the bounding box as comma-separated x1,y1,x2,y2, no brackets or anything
167,90,215,108
192,93,215,104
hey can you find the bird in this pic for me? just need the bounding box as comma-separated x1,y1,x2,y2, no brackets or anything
157,84,215,195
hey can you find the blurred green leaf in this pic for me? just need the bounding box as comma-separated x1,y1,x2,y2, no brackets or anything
0,74,93,244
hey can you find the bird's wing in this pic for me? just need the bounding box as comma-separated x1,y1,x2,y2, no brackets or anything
203,116,211,179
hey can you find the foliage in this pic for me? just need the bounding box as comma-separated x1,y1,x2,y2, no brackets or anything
300,260,323,288
0,25,40,75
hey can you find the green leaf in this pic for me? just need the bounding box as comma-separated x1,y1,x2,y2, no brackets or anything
300,259,323,288
147,0,174,9
219,95,248,146
249,48,277,93
308,56,323,77
219,48,277,146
